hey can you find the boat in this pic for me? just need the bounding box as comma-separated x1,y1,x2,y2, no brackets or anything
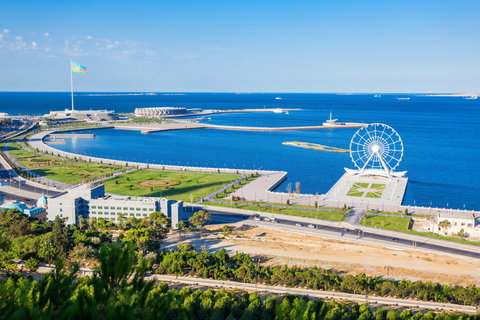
272,108,283,113
397,97,410,100
285,111,289,115
465,96,478,100
275,97,282,100
322,111,338,126
374,94,381,98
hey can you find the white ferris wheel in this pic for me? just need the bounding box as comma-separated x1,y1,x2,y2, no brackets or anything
345,123,406,178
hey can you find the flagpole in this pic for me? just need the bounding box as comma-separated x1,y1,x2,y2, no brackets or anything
70,60,74,111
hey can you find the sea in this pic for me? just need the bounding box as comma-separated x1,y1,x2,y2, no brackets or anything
1,92,479,210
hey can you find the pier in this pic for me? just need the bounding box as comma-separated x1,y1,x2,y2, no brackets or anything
49,133,95,138
112,122,366,134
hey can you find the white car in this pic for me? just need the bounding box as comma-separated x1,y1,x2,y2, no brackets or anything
295,223,303,227
264,217,270,221
308,224,316,228
272,220,279,223
254,217,261,221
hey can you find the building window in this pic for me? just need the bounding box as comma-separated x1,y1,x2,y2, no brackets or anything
149,208,154,211
461,223,465,226
136,208,141,211
136,213,141,216
98,206,103,209
123,207,128,210
468,223,473,227
130,208,134,211
143,214,147,217
60,209,63,212
111,207,115,210
92,212,96,215
92,206,96,209
143,208,147,211
117,207,122,210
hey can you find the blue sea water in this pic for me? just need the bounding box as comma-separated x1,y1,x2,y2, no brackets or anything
1,92,479,210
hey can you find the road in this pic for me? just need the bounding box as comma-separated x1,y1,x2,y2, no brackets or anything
151,274,476,313
0,118,63,202
204,210,480,260
27,264,476,313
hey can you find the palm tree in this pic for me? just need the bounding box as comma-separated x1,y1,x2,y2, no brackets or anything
438,219,451,235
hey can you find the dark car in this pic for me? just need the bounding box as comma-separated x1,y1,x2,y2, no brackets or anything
390,237,399,242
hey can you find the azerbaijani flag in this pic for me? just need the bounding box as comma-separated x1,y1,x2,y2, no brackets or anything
71,61,87,73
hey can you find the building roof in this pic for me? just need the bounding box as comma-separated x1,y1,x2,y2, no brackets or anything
37,192,48,206
0,202,29,213
438,212,475,221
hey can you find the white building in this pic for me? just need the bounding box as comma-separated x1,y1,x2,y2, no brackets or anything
433,212,480,237
47,184,185,227
135,107,187,117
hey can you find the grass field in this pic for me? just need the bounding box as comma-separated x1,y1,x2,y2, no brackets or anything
203,201,347,221
360,215,412,233
206,200,347,221
103,170,241,203
33,163,127,184
408,230,480,246
5,138,73,169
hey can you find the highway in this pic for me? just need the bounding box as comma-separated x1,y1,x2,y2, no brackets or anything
205,210,480,260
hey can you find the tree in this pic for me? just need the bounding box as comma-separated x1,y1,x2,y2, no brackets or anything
51,216,71,259
176,220,186,238
295,182,301,194
438,219,451,235
222,225,232,235
25,257,39,272
77,215,86,232
188,210,212,232
457,229,465,241
177,243,194,251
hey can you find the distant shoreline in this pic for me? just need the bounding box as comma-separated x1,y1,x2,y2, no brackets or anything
419,93,479,97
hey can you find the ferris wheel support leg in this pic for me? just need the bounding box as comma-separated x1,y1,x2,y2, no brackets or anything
376,152,391,178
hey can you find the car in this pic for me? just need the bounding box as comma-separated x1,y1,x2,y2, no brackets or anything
272,220,279,223
295,223,303,227
308,224,316,228
390,237,399,242
340,228,349,233
264,217,270,221
254,217,261,221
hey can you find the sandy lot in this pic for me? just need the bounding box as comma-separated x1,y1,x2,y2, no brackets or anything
164,224,480,286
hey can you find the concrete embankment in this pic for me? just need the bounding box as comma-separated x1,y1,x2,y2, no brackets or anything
204,123,366,132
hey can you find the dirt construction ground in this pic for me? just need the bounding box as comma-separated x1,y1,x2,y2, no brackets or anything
163,224,480,286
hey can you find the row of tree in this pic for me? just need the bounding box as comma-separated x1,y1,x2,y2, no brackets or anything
1,241,477,320
154,248,480,306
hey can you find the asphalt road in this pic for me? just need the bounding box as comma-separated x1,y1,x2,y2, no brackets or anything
206,210,480,260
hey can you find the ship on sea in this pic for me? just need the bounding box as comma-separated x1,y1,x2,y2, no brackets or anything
374,94,381,97
397,97,410,100
275,97,282,100
322,111,338,126
272,108,283,113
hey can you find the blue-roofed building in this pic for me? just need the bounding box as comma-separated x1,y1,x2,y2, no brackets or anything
0,197,48,222
0,202,29,213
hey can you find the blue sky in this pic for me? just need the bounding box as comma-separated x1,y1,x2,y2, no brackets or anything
1,0,479,93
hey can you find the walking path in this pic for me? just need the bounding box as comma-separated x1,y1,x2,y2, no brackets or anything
25,264,477,313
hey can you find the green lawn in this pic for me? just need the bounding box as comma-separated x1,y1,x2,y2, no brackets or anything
360,215,412,233
408,230,480,246
103,169,241,203
6,138,73,169
347,190,364,197
203,201,347,221
33,163,127,185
